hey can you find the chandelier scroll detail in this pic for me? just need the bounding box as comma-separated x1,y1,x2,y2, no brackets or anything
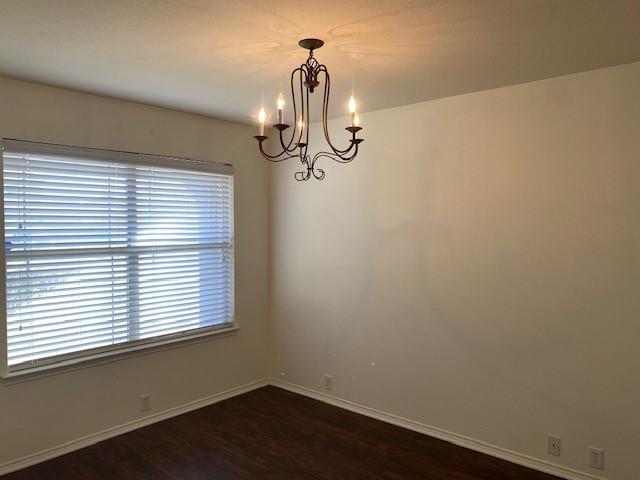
253,38,363,181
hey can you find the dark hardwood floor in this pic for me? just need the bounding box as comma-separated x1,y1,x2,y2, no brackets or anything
3,386,561,479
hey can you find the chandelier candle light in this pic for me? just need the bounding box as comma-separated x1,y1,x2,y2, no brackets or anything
254,38,364,181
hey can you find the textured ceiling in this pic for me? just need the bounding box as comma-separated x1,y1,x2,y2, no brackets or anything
0,0,638,125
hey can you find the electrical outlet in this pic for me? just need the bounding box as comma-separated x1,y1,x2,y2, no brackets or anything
547,435,561,457
140,394,151,412
588,447,604,470
323,374,333,391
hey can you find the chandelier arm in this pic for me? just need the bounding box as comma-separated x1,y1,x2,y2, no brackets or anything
333,134,361,162
312,146,359,169
292,67,303,146
299,64,309,147
318,66,355,156
301,69,310,158
255,130,300,160
288,64,308,149
258,67,309,160
297,66,307,145
278,66,306,153
263,154,300,163
256,138,299,161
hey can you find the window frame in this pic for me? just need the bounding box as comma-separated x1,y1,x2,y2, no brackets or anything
0,138,236,379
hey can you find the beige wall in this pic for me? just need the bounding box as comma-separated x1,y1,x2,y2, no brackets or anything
1,62,638,478
0,77,269,465
271,62,640,479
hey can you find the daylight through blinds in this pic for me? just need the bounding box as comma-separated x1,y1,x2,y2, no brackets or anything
2,140,234,370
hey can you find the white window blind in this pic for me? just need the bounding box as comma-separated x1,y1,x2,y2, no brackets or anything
1,139,234,372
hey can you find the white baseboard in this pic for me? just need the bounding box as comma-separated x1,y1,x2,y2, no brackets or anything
271,379,606,480
0,378,269,476
0,377,608,480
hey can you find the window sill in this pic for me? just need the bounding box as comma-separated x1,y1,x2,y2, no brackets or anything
1,324,239,385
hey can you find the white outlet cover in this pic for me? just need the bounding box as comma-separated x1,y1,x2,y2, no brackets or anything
140,394,151,412
589,447,604,470
547,435,561,457
323,374,333,391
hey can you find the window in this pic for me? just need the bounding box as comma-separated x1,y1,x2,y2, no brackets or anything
1,139,234,375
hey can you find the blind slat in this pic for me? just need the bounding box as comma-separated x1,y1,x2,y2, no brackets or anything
8,303,229,352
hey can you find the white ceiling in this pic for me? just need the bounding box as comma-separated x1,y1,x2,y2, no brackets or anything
0,0,638,125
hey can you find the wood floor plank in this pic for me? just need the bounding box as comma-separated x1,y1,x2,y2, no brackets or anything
2,386,561,479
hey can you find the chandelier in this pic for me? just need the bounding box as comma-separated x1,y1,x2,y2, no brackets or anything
254,38,363,181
